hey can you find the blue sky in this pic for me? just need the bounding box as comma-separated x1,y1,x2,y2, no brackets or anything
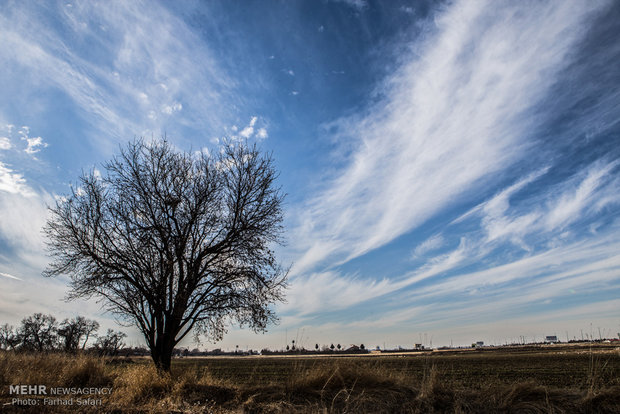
1,0,619,350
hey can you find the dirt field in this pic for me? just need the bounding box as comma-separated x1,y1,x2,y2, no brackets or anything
173,344,620,389
1,343,619,413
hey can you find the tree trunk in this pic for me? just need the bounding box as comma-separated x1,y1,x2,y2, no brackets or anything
151,348,172,373
151,332,175,373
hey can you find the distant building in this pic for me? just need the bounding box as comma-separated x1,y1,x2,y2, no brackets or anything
545,336,558,343
475,341,484,347
414,343,423,350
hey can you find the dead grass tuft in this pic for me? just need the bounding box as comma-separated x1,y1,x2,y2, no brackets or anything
241,361,419,413
0,352,111,389
1,351,619,413
111,364,172,406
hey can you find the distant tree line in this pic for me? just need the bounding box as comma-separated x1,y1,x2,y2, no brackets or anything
0,313,126,356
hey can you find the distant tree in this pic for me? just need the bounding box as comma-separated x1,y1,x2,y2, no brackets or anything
94,329,126,356
360,344,365,350
337,343,341,351
80,319,100,350
291,339,295,350
330,343,335,351
20,313,58,352
44,139,286,372
0,324,21,350
57,316,100,352
286,345,290,351
315,343,319,351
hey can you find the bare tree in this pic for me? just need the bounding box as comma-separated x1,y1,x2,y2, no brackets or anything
57,316,100,352
0,324,21,350
44,139,286,372
94,329,126,356
81,318,100,350
19,313,58,352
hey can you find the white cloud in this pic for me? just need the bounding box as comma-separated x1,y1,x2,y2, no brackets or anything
0,162,35,197
456,160,620,249
24,136,47,154
545,161,618,231
412,234,444,258
332,0,367,10
18,126,29,136
0,187,52,260
398,237,475,287
0,137,10,150
0,1,235,148
290,0,604,276
236,117,265,140
0,272,21,280
410,233,620,301
12,125,48,155
284,271,394,316
239,125,254,138
256,128,268,139
162,101,182,115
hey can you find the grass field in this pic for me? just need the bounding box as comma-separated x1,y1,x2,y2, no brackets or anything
1,344,619,413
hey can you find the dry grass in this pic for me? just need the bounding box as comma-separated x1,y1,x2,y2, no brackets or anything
0,350,619,413
0,352,111,389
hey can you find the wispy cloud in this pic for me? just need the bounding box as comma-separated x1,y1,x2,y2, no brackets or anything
544,161,619,232
461,160,620,249
0,1,236,148
0,187,52,259
332,0,368,11
0,137,10,150
0,272,21,281
412,234,444,258
290,0,605,275
283,271,394,316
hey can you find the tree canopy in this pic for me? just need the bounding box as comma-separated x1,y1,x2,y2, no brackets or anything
44,139,286,371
